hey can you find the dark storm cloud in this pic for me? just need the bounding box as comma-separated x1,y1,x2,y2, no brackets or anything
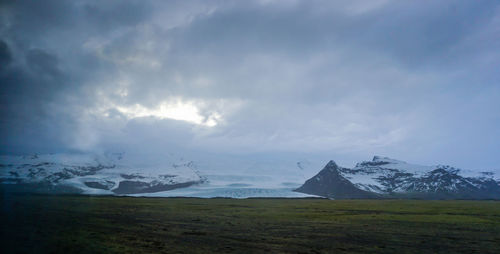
0,43,70,153
342,1,499,67
0,40,11,67
172,0,498,69
0,0,156,153
0,0,499,169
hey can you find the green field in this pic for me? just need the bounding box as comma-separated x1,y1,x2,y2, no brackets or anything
1,194,499,253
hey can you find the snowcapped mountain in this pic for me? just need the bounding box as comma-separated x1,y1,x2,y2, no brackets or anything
10,152,493,199
295,156,500,199
0,152,318,198
0,153,205,195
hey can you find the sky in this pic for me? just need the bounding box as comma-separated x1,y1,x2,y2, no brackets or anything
0,0,499,170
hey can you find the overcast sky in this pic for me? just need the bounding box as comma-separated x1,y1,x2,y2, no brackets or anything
1,0,499,170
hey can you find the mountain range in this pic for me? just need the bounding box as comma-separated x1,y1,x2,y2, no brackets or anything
0,153,313,198
2,153,499,199
0,153,205,195
294,156,500,199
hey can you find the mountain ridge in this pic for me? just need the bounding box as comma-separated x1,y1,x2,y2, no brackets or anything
295,156,500,199
0,153,205,195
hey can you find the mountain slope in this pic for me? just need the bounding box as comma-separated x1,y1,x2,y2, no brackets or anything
0,153,317,198
295,156,500,199
0,153,205,195
294,161,377,199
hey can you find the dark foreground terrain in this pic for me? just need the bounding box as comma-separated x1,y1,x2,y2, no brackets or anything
1,194,499,253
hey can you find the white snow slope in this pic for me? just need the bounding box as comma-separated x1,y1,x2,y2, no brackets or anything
0,153,319,198
340,156,499,194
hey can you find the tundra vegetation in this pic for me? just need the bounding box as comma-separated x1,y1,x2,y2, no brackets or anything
1,194,499,253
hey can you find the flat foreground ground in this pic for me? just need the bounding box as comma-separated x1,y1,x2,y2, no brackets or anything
1,194,499,253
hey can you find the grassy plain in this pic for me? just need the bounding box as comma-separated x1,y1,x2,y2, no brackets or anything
1,194,499,253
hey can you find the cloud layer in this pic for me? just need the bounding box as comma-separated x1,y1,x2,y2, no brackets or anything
1,0,499,169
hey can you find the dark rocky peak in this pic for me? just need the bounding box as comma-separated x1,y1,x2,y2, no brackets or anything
294,160,376,199
372,156,406,164
355,156,406,168
356,161,390,167
432,165,460,175
372,156,387,161
324,160,339,171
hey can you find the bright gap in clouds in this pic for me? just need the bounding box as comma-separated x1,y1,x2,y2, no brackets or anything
115,101,220,127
